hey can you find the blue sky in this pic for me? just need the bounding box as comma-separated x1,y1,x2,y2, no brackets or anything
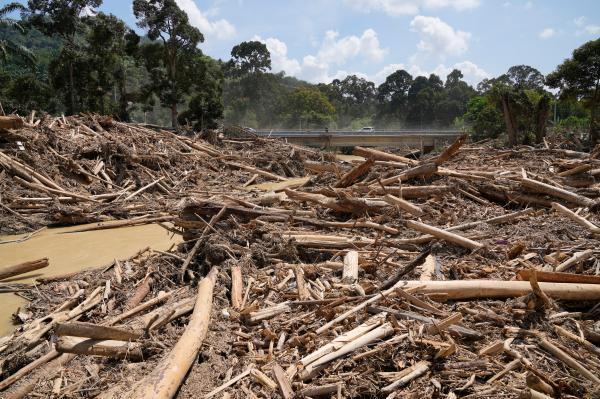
11,0,600,85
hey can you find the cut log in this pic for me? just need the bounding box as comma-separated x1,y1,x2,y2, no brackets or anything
224,161,286,181
539,338,600,384
0,258,48,281
521,177,596,208
56,336,143,360
342,251,359,284
126,277,153,309
293,265,311,301
365,185,451,199
381,361,430,393
396,280,600,300
334,158,374,188
430,134,468,166
284,189,389,215
353,146,416,165
551,202,600,234
55,322,142,341
555,249,594,272
406,220,484,250
271,363,294,399
0,115,24,130
383,194,424,216
127,267,218,399
375,163,437,186
231,265,244,310
516,269,600,284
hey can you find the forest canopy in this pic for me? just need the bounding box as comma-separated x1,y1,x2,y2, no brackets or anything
0,1,598,146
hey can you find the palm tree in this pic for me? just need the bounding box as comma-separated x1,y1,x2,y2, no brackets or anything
0,2,36,67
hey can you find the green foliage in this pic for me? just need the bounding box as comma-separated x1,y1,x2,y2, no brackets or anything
463,96,504,140
547,38,600,145
0,2,36,67
228,41,271,76
133,0,208,128
283,86,335,128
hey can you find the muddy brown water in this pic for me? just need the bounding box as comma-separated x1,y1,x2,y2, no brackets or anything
0,223,181,337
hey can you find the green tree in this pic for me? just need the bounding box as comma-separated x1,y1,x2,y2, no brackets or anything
463,96,504,140
133,0,204,128
0,2,36,68
547,39,600,146
283,86,335,129
228,40,271,76
178,55,224,130
376,69,413,126
26,0,103,114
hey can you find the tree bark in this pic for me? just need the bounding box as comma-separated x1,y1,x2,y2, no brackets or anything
170,103,178,129
501,92,518,147
535,95,551,144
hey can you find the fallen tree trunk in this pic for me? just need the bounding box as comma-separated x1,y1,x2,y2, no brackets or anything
0,115,24,130
0,258,49,281
516,269,600,284
353,146,417,165
406,220,484,250
375,163,437,186
127,267,218,399
56,336,144,360
521,177,596,208
55,321,142,341
334,158,374,188
396,280,600,300
551,202,600,234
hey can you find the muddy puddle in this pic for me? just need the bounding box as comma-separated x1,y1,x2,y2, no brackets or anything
0,223,181,337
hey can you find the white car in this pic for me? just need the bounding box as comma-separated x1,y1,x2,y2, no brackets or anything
359,127,375,133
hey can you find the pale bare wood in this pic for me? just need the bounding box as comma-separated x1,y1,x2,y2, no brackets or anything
396,280,600,300
293,265,311,300
551,202,600,234
55,322,141,341
249,368,277,391
381,361,430,393
342,251,359,284
419,255,437,281
555,249,594,272
128,267,219,398
521,177,595,207
375,163,437,186
271,363,294,399
430,134,468,166
539,337,600,384
554,325,600,357
203,368,251,398
231,265,244,310
334,158,374,188
56,336,143,360
224,161,287,181
406,220,484,250
353,146,417,165
383,194,424,216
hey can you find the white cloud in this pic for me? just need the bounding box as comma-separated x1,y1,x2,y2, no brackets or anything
175,0,236,40
253,29,388,83
585,25,600,35
344,0,480,16
373,60,488,85
574,16,600,36
410,16,471,59
538,28,555,39
318,29,388,65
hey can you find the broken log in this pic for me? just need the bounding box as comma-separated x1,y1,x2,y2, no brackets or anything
342,250,359,284
0,258,49,281
555,249,594,272
521,177,596,208
383,194,424,216
353,146,416,165
0,115,24,130
551,202,600,234
334,158,374,188
56,336,143,360
127,267,218,398
406,220,484,251
375,163,438,186
55,322,142,341
231,265,243,310
396,280,600,300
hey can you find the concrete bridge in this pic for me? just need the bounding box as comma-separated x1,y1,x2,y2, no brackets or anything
253,129,463,149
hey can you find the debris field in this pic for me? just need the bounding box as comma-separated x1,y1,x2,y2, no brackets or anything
1,114,600,398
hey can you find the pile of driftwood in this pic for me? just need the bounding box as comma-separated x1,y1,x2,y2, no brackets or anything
1,114,600,398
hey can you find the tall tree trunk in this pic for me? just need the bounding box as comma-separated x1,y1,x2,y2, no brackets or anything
534,95,551,144
590,80,599,147
501,92,518,147
171,103,178,129
69,61,76,115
